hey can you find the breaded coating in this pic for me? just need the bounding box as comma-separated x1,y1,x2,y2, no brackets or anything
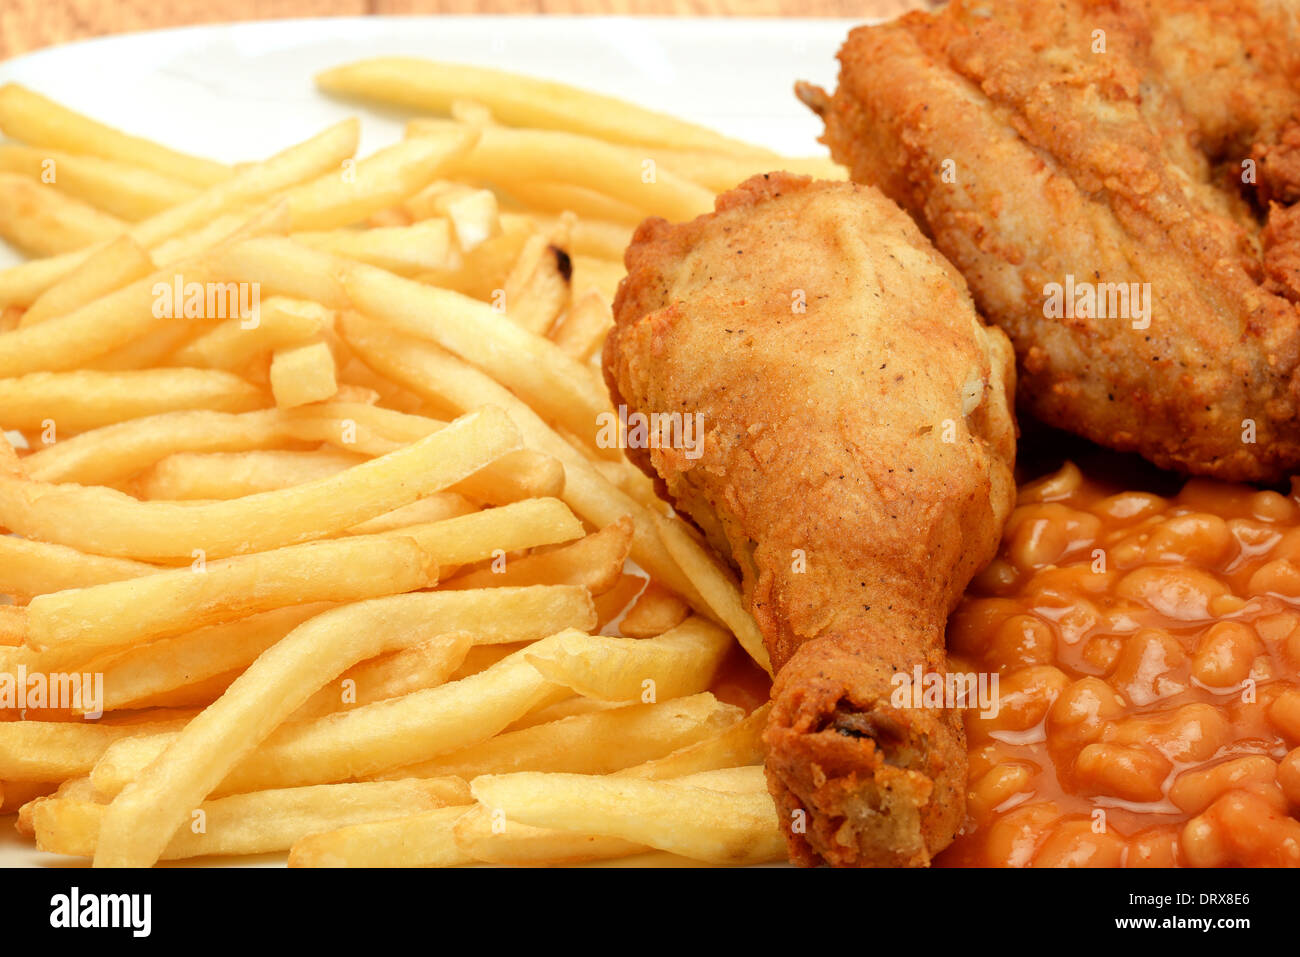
803,0,1300,483
604,173,1017,866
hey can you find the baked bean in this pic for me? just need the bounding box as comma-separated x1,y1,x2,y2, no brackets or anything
1090,491,1167,523
970,558,1020,596
1115,566,1230,620
1106,704,1233,764
1191,621,1263,689
1017,462,1082,505
1074,743,1171,803
1168,755,1281,815
1080,635,1122,673
1110,629,1188,706
968,763,1035,824
1246,559,1300,599
967,742,1026,781
1127,827,1181,867
1031,819,1127,867
1268,688,1300,743
1146,513,1231,565
948,598,1022,657
1047,677,1126,751
1279,748,1300,807
1007,504,1101,570
1228,518,1283,559
986,614,1056,672
972,665,1070,738
983,802,1060,867
1181,791,1300,867
1251,490,1297,523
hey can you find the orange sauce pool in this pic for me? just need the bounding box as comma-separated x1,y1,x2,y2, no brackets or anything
936,462,1300,867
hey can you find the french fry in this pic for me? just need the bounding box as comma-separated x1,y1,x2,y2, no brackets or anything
376,693,742,781
407,121,714,222
0,536,156,602
529,215,633,261
344,492,477,535
168,296,330,370
90,592,595,800
288,804,473,868
94,604,333,713
0,143,200,221
19,236,154,327
291,631,475,721
614,703,770,780
316,59,773,155
551,287,613,362
501,226,572,336
25,535,439,666
618,580,691,638
444,516,633,594
0,405,520,560
0,173,127,256
269,341,338,408
469,769,785,865
284,130,477,232
417,212,534,300
36,779,469,860
571,254,626,304
0,716,193,782
292,220,460,275
524,616,732,703
452,804,645,865
656,515,772,674
503,178,644,225
1,779,56,815
370,498,585,569
0,83,231,187
137,449,366,500
0,368,266,431
0,606,26,646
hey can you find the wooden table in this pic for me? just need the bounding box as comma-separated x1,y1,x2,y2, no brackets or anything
1,1,931,61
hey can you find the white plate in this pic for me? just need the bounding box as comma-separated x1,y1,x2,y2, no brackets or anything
0,13,862,867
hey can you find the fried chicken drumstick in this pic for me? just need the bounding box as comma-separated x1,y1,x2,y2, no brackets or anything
801,0,1300,483
603,173,1017,866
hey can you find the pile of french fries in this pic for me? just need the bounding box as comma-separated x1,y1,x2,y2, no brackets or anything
0,59,841,867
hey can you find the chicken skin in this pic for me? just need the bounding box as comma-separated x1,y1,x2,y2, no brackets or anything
802,0,1300,483
604,173,1017,866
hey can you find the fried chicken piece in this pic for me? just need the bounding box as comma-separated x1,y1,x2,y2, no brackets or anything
803,0,1300,483
603,173,1017,866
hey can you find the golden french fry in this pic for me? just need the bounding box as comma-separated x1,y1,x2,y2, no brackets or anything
615,703,770,780
0,83,231,187
0,173,127,256
20,236,154,327
0,405,520,560
0,144,200,221
288,804,473,868
2,779,57,815
417,212,533,301
169,296,330,370
0,606,26,646
529,215,633,261
570,254,625,304
36,778,469,860
0,536,156,602
618,580,691,638
378,693,741,781
504,178,644,225
292,631,474,721
444,516,632,594
524,616,732,703
95,604,333,713
551,287,613,362
502,228,572,336
656,515,772,673
269,341,338,408
0,368,266,431
292,220,460,275
470,769,785,865
26,535,438,666
137,449,365,500
0,716,193,782
344,492,477,535
317,59,772,155
452,803,645,865
285,130,477,232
